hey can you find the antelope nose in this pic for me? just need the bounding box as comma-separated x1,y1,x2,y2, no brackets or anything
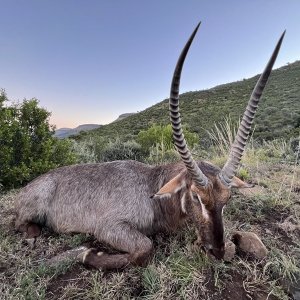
211,245,225,260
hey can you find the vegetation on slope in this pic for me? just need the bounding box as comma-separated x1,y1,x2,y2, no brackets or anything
77,61,300,144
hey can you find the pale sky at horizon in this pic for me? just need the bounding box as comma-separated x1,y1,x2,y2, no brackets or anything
1,1,300,129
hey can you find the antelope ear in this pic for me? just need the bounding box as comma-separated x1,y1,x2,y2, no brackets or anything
231,176,254,188
152,172,187,199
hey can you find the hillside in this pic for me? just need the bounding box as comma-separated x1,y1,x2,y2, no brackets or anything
113,112,136,122
78,61,300,143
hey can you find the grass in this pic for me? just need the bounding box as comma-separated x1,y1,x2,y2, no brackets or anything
206,116,238,158
0,142,299,299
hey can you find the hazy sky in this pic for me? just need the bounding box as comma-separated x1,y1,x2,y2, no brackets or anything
1,1,299,128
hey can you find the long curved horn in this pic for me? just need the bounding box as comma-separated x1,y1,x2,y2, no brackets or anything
220,31,285,186
170,22,208,187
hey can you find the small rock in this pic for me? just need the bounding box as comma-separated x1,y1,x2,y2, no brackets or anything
232,231,268,259
224,241,236,262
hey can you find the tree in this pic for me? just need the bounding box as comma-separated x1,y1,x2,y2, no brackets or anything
0,90,76,189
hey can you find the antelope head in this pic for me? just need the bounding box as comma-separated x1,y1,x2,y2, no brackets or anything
154,23,285,259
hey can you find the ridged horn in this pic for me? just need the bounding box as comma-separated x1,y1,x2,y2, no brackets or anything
170,22,208,187
220,31,285,186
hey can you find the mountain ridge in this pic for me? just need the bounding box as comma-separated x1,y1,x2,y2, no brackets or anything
54,124,101,138
55,113,136,138
77,61,300,143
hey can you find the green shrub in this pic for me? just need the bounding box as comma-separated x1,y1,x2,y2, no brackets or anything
243,138,299,164
0,90,76,189
100,138,144,162
71,138,98,163
137,124,199,154
236,167,250,181
146,142,180,165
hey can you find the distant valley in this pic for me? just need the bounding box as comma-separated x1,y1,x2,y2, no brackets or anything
54,113,136,138
54,124,101,138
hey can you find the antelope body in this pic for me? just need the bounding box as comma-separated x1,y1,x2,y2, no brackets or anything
15,23,285,270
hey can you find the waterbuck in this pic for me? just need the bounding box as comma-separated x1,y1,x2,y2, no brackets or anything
15,23,285,270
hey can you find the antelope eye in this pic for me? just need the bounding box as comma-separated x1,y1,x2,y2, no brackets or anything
192,193,201,204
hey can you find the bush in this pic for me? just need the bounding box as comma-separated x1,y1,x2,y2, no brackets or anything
71,138,98,163
0,90,76,189
137,124,199,154
100,139,144,162
146,143,180,165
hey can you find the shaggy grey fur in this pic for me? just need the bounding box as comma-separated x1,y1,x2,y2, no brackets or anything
15,160,224,268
